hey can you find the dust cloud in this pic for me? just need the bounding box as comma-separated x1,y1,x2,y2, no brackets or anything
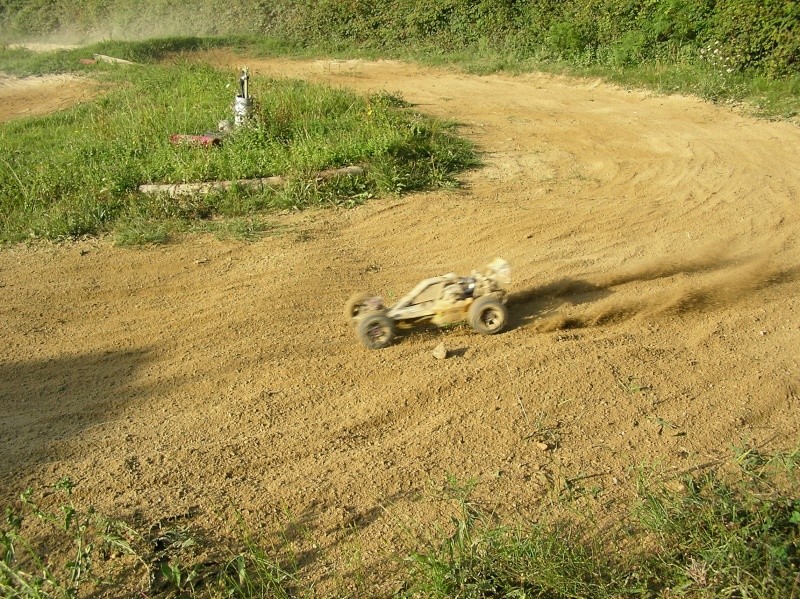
1,2,265,45
512,245,792,332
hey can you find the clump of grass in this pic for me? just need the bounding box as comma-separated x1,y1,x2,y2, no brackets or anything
192,215,279,242
0,60,475,244
400,476,623,598
217,535,297,599
632,445,800,597
1,477,300,597
113,218,171,246
1,477,150,597
401,448,800,598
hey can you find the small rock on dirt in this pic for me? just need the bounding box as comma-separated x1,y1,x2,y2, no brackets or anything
432,343,448,360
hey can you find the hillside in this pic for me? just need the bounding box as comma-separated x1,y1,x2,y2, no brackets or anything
2,0,798,78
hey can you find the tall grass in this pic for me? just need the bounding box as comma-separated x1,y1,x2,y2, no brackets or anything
0,57,474,243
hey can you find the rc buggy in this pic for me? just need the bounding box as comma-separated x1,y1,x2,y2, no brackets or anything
344,258,511,349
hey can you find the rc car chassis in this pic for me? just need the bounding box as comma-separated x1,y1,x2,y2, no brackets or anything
344,258,511,349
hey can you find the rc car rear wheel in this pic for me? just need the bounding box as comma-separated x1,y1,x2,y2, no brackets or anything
357,313,395,349
468,295,508,335
344,292,373,325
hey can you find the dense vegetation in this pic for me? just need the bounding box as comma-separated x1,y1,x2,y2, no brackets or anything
284,0,799,79
1,0,798,79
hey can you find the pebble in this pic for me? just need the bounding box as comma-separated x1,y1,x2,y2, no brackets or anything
432,343,448,360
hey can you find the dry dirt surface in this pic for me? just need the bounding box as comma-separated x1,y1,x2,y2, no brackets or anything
2,55,800,593
0,73,97,122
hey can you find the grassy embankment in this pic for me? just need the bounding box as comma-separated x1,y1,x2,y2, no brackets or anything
2,1,798,242
2,0,798,118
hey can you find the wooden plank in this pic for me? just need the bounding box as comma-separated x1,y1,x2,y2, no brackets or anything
138,166,365,198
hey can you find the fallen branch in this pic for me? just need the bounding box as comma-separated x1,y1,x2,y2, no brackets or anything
137,166,366,198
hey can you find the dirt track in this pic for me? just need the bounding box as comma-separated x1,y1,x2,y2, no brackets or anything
0,73,97,122
2,55,800,592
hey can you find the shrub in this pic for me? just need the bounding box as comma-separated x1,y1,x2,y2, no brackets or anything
1,1,797,78
710,0,800,77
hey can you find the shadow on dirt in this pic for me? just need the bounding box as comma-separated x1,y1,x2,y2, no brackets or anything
0,348,153,479
507,278,613,329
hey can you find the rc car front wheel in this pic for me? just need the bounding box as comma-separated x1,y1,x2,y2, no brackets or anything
468,296,508,335
344,292,373,325
356,313,395,349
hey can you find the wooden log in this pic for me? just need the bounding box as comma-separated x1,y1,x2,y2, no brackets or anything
138,166,365,198
93,54,138,65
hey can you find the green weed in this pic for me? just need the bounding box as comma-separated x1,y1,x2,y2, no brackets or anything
1,477,148,597
113,218,171,246
218,535,297,599
402,475,620,598
634,465,800,597
0,479,299,598
401,447,800,598
194,216,279,242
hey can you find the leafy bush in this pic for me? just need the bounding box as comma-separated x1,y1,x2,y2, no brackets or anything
710,0,800,77
2,0,797,78
275,0,797,77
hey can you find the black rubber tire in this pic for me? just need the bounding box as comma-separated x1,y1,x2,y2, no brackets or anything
468,295,508,335
356,313,395,349
344,292,373,325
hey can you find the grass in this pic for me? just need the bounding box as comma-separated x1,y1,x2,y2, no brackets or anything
385,43,800,122
0,38,235,76
0,44,475,244
401,450,800,598
1,478,301,597
3,447,798,597
579,61,800,121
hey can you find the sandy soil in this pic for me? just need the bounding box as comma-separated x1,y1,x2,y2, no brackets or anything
0,74,98,122
2,55,799,593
